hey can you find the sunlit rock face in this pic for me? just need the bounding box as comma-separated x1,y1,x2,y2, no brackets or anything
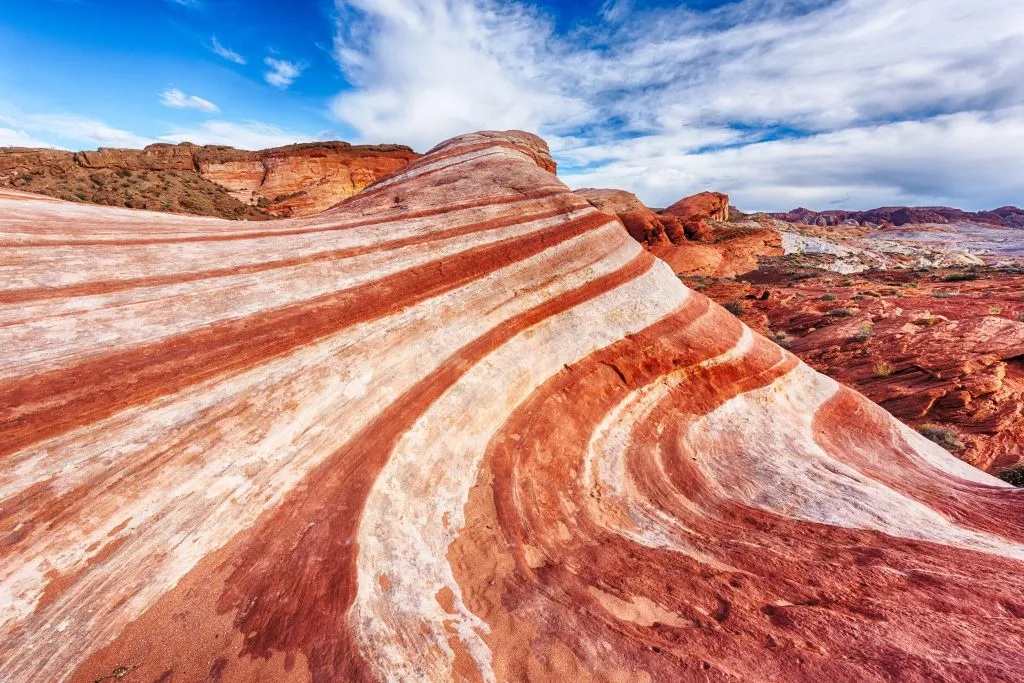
1,131,1022,683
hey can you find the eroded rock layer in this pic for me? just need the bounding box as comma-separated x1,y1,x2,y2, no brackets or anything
1,131,1022,683
0,141,418,219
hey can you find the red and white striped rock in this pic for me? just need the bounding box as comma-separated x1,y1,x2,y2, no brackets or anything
0,131,1022,683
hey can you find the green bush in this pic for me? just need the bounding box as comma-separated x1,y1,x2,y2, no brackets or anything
852,322,873,341
917,423,966,452
724,301,745,316
942,272,978,282
874,360,896,377
997,467,1024,487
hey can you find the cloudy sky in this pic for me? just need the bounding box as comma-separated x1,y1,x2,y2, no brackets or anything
1,0,1022,211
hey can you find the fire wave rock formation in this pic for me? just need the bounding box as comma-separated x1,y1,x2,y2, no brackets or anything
1,131,1023,683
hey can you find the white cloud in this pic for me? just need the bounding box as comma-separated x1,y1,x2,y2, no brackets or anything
330,0,1024,209
211,36,246,65
331,0,591,151
159,120,315,149
0,127,65,149
561,108,1024,212
0,112,154,148
264,58,305,89
159,88,220,114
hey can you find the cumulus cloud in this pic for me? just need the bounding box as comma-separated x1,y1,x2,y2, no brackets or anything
159,88,220,113
264,58,305,89
211,36,246,65
330,0,1024,210
159,120,314,149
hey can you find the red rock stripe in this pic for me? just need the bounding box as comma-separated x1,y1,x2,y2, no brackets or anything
0,211,615,458
0,188,569,247
455,302,1023,681
0,204,577,305
813,388,1024,541
208,250,656,682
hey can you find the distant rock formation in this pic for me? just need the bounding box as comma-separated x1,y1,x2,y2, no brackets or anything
774,205,1024,228
577,188,782,277
0,141,419,219
662,190,731,222
2,130,1021,682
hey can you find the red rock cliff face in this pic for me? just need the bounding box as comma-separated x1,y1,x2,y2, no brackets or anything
196,142,420,217
1,132,1022,683
0,141,419,219
577,188,782,277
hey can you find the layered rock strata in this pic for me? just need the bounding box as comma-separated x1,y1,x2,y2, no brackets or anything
0,141,418,218
0,131,1021,683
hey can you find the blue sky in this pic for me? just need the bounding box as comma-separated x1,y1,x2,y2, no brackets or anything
1,0,1023,211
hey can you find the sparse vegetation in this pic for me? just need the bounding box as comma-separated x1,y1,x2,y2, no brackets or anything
769,330,792,349
874,360,896,377
932,291,960,299
917,423,966,452
852,322,874,341
820,293,837,301
942,271,979,282
830,308,853,317
724,301,745,316
997,467,1024,487
988,305,1002,315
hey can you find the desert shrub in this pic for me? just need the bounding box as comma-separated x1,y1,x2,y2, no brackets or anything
820,293,837,301
942,272,978,282
932,291,960,299
1016,312,1024,323
840,278,856,287
988,305,1002,315
997,467,1024,487
906,282,920,289
115,168,132,178
917,424,966,452
852,322,873,341
851,294,866,301
874,360,896,377
17,174,33,183
769,330,792,349
861,290,881,298
830,308,853,317
724,301,745,316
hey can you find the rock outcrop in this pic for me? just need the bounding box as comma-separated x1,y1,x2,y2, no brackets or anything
0,141,418,219
696,266,1024,475
662,190,731,223
578,188,782,277
1,132,1022,683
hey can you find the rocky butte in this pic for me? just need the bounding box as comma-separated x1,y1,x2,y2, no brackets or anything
0,131,1022,682
0,140,419,219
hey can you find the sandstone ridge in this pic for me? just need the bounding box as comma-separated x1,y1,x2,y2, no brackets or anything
1,130,1021,683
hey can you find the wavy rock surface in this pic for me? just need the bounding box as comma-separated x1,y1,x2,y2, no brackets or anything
1,132,1022,683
